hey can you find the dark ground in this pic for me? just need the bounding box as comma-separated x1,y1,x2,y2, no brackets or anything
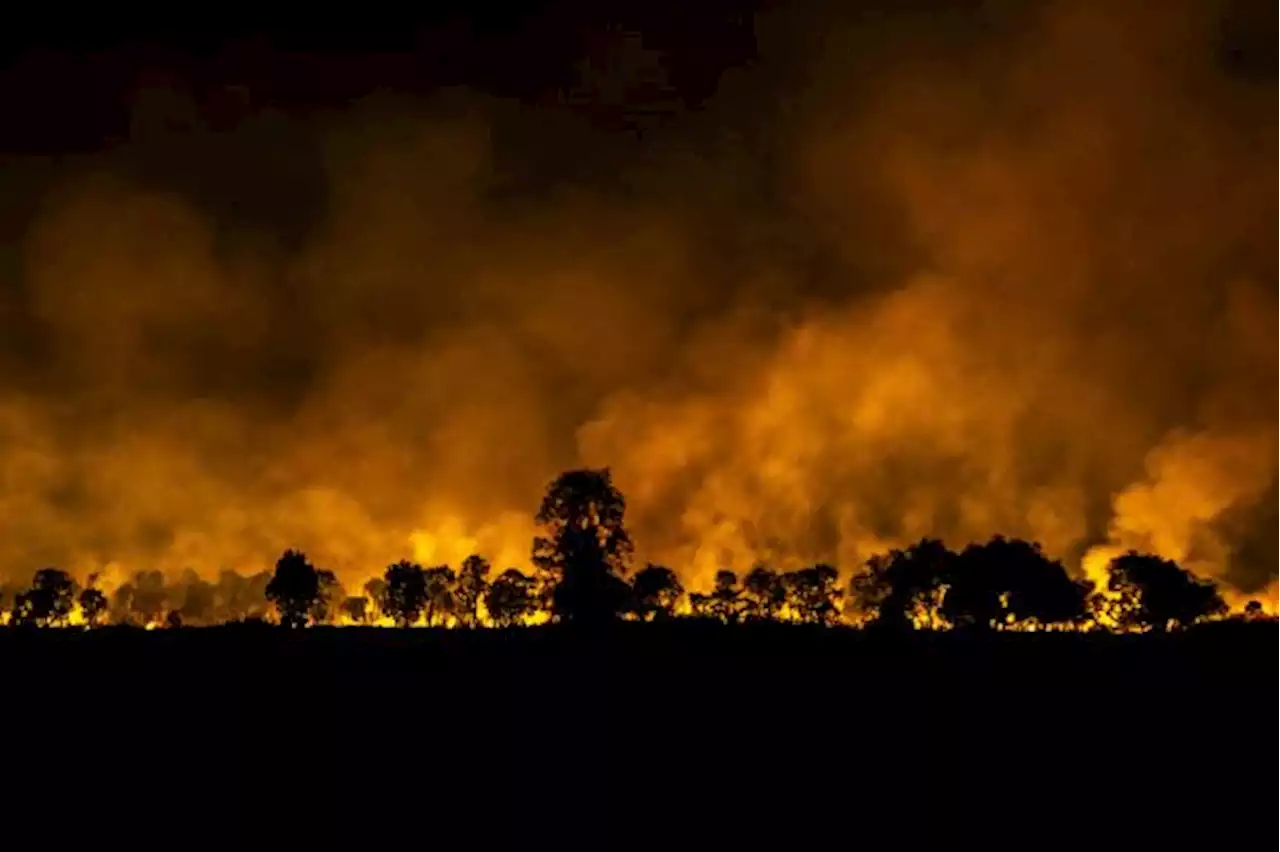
4,622,1275,849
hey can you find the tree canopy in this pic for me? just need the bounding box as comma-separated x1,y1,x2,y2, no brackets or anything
265,550,330,629
1106,552,1228,631
533,468,634,626
0,471,1263,633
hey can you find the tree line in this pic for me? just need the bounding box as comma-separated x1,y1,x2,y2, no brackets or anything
2,468,1272,632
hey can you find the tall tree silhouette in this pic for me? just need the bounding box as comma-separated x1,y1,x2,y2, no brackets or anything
630,564,683,621
486,569,539,627
848,539,953,629
455,555,491,627
78,574,109,627
11,568,77,626
381,560,429,627
1106,552,1227,631
533,468,634,626
265,550,326,628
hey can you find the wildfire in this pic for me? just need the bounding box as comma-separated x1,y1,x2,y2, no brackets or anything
6,549,1270,631
0,2,1272,623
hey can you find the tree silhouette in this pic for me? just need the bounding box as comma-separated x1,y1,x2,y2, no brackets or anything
742,565,787,621
784,564,843,625
362,578,388,621
213,569,270,623
533,468,634,626
486,569,539,627
1106,552,1227,631
942,538,1092,630
0,522,1260,636
381,560,429,627
693,570,743,623
455,555,491,627
423,565,457,626
131,570,169,626
78,574,109,627
110,582,137,626
180,574,216,625
630,564,683,621
340,596,370,625
11,568,77,626
265,550,326,628
848,539,952,629
309,570,343,625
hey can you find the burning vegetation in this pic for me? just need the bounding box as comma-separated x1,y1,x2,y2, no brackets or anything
0,1,1273,614
2,469,1271,632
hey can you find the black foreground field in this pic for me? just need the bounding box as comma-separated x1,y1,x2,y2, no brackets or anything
5,622,1276,850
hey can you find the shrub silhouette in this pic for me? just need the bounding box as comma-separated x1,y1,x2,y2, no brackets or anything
943,538,1092,629
691,570,744,623
630,564,683,621
309,570,343,625
742,566,786,621
848,538,953,629
11,568,77,627
784,564,843,625
363,578,388,621
1107,552,1227,630
486,569,539,627
340,596,370,625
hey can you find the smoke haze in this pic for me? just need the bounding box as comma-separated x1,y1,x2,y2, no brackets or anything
0,0,1274,600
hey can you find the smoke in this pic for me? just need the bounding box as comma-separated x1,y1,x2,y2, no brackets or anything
591,0,1277,595
0,0,1273,602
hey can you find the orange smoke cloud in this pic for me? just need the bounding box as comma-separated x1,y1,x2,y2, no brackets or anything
0,0,1272,602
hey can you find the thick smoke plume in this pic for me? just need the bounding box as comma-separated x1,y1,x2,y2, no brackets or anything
0,0,1273,602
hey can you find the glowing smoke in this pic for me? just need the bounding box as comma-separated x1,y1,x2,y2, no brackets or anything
0,0,1273,603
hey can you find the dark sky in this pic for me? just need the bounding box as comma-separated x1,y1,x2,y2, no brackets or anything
2,0,1272,142
0,2,760,148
